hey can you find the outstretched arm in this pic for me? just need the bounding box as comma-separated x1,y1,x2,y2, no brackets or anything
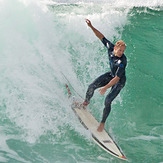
85,19,104,40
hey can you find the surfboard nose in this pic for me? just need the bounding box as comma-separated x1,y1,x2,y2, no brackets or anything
119,155,127,160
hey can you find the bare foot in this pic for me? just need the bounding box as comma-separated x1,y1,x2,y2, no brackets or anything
83,101,89,106
81,101,89,109
72,101,89,109
97,123,105,132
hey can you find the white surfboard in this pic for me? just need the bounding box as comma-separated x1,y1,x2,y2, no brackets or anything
71,103,127,161
65,83,127,160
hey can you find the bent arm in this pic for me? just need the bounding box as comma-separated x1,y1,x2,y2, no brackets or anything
105,76,120,89
99,76,120,95
85,19,104,40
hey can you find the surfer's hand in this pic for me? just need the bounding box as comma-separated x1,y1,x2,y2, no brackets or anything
85,19,92,27
99,87,107,95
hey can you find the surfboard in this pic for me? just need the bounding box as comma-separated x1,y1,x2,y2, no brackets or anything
71,103,127,160
65,84,127,160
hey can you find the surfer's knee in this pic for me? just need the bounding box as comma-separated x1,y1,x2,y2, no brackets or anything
85,84,96,102
89,83,96,89
87,83,96,93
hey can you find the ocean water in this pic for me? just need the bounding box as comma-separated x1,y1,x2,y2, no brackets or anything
0,0,163,162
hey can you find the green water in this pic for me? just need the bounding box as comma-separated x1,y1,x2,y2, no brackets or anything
0,0,163,162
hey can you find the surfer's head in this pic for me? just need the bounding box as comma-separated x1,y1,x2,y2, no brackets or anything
114,40,126,57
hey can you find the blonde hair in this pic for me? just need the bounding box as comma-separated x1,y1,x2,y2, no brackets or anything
115,40,126,48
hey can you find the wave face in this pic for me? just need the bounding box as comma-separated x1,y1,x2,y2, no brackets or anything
0,0,162,162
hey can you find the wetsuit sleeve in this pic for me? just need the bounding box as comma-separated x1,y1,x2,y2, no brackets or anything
101,37,114,52
115,59,127,78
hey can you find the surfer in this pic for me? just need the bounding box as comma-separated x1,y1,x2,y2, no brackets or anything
83,19,127,132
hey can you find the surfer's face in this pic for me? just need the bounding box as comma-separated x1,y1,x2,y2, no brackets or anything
114,46,126,57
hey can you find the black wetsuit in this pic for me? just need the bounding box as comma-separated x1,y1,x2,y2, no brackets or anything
85,37,127,123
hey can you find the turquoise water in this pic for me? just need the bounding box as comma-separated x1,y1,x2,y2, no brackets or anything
0,0,163,162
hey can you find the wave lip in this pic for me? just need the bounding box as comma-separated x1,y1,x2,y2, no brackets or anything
47,0,163,7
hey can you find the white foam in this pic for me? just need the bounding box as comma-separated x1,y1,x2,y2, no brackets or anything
0,0,96,143
43,0,163,7
126,135,163,141
0,0,139,143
